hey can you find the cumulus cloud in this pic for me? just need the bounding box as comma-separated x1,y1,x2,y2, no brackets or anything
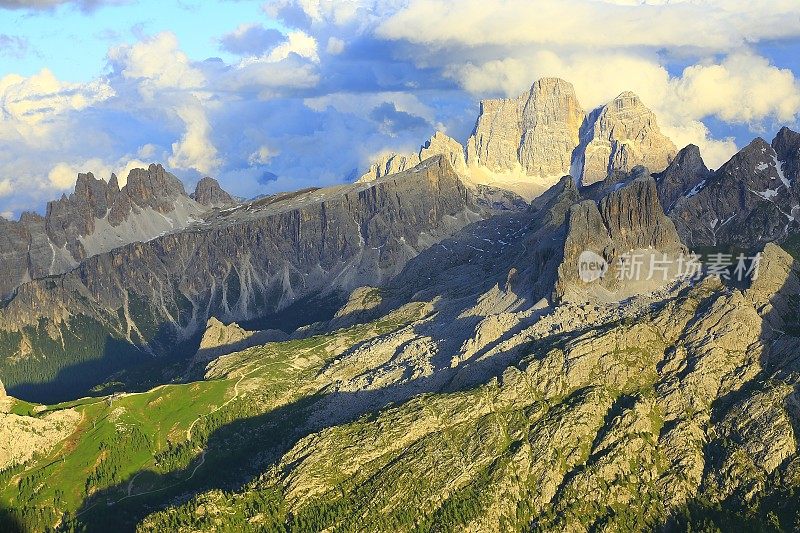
219,24,284,56
264,30,319,63
376,0,800,52
671,53,800,125
168,104,221,174
109,32,205,98
0,69,114,138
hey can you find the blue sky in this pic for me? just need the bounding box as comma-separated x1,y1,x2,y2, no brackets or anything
1,0,800,219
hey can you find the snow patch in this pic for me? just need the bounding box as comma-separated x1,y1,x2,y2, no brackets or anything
685,179,707,198
774,154,791,189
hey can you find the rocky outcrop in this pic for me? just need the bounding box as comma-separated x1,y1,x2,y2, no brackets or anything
669,134,800,247
192,177,236,207
466,77,585,182
358,131,466,182
578,91,677,186
556,176,684,301
0,408,80,469
194,317,287,364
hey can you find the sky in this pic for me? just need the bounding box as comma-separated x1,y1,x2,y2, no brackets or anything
1,0,800,219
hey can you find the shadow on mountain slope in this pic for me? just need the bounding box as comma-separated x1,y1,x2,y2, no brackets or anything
7,293,345,405
0,503,26,533
7,329,202,405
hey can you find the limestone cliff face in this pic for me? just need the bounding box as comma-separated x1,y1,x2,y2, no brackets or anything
579,92,677,186
466,77,585,181
0,164,237,300
556,176,684,302
363,78,676,196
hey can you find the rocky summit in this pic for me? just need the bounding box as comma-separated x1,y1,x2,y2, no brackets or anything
363,77,677,199
2,80,800,533
0,163,211,300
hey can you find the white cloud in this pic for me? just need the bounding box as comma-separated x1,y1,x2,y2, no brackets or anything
248,145,278,165
0,179,12,197
0,210,13,220
0,69,114,137
136,143,159,160
671,53,800,125
376,0,800,52
265,30,319,63
326,36,345,55
168,104,221,175
108,32,205,99
227,57,320,96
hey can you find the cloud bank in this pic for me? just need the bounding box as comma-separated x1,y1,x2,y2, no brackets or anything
1,0,800,217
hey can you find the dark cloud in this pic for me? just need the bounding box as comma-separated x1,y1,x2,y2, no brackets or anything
262,1,313,30
257,171,278,185
219,24,284,56
0,0,125,11
370,102,429,135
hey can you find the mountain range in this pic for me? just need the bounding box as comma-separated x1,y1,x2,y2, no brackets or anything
1,77,800,532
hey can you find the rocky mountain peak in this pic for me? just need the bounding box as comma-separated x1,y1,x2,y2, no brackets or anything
611,90,642,109
361,78,677,199
358,131,467,183
654,144,711,212
192,176,236,207
773,126,800,156
123,163,187,212
0,161,212,299
466,77,585,183
556,175,683,302
668,129,800,248
772,126,800,185
579,92,676,187
419,131,467,174
108,173,120,192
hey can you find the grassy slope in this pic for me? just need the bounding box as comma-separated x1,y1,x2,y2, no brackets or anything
0,302,426,532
